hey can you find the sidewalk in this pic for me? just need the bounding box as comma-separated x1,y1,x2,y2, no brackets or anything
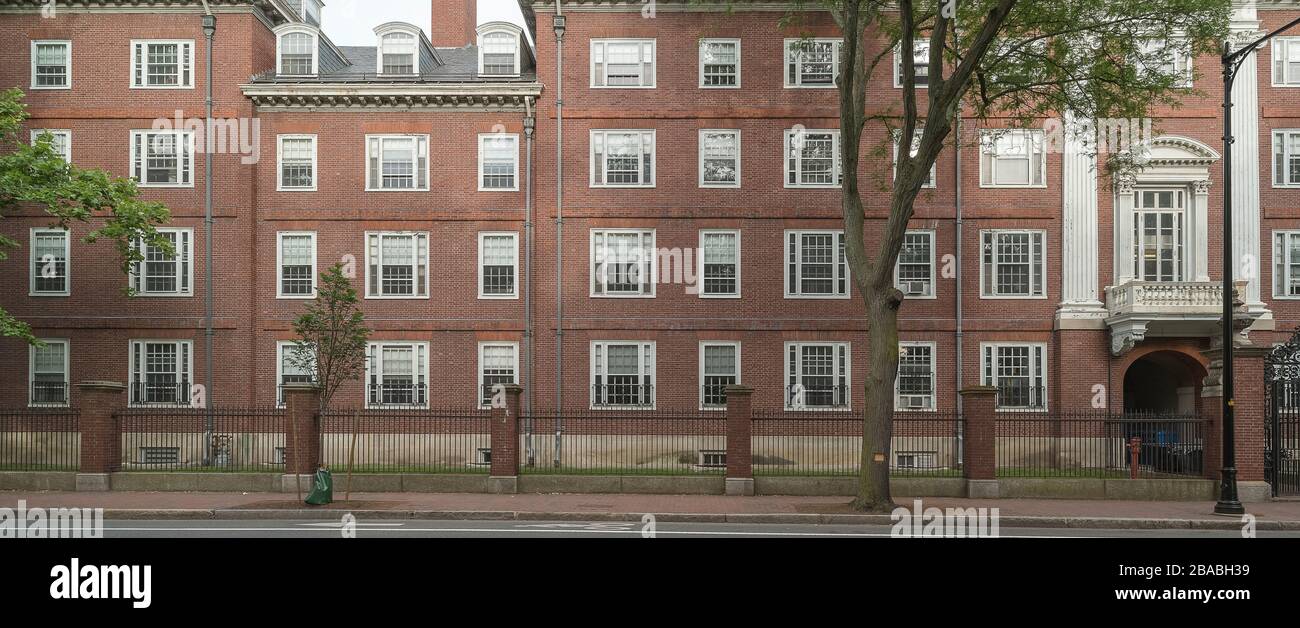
4,491,1299,529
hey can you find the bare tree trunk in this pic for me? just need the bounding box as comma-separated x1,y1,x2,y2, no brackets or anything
851,291,902,512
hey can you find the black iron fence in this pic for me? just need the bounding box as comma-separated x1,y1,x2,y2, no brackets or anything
519,410,727,475
752,410,963,477
995,411,1206,478
0,408,80,471
784,384,851,410
29,381,69,406
319,408,492,474
115,407,284,472
128,381,193,407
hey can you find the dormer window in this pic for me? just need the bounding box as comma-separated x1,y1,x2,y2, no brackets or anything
276,27,318,77
380,32,417,75
478,26,521,77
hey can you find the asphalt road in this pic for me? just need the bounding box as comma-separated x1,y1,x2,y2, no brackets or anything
88,519,1300,538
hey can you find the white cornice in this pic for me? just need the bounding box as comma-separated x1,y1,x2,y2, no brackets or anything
0,1,293,29
241,82,544,109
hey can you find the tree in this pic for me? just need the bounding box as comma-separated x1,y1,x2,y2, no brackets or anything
779,0,1231,511
0,88,173,342
288,264,371,410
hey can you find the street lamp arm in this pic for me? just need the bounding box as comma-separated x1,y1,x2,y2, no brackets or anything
1223,14,1300,72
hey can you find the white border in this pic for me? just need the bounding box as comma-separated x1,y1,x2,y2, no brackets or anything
699,341,741,411
29,227,71,297
478,231,520,299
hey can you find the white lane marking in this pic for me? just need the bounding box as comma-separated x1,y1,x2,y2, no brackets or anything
297,522,405,528
516,522,637,530
96,526,1119,538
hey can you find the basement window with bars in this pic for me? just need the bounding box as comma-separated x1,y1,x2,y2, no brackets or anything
30,340,69,407
592,342,655,408
277,342,315,407
130,130,193,187
786,342,850,410
277,232,316,298
700,342,739,409
981,230,1045,298
479,134,519,190
1274,130,1300,187
895,230,934,298
896,342,935,411
278,135,316,190
699,230,739,297
31,40,70,89
591,39,656,87
30,228,69,296
700,39,740,87
784,38,840,87
379,31,417,75
367,342,428,408
1274,231,1300,298
1273,38,1300,86
895,452,937,469
366,232,428,298
592,229,655,297
785,129,842,188
131,40,193,88
479,232,518,298
479,343,518,407
591,130,655,187
131,229,192,296
479,30,520,76
130,340,192,406
366,135,429,191
786,231,848,298
982,343,1046,410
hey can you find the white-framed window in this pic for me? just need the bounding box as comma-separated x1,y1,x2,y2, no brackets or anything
785,230,849,298
700,38,740,88
700,341,740,409
31,129,71,163
31,40,71,89
590,130,655,187
893,129,936,188
366,342,428,408
1136,38,1192,87
365,232,429,299
1272,37,1300,86
1273,231,1300,299
277,135,316,191
30,339,69,407
784,38,840,88
1273,129,1300,187
785,128,842,188
129,340,192,406
894,451,937,469
130,40,194,88
478,342,519,407
478,134,519,191
785,342,850,410
592,229,655,297
479,232,519,299
895,230,935,299
591,341,655,408
277,232,316,299
979,129,1046,188
699,129,740,188
277,28,318,76
699,230,740,298
130,228,193,296
980,230,1045,298
591,39,656,88
479,26,521,76
1132,189,1187,282
378,30,418,75
982,342,1047,410
276,342,315,407
29,227,70,296
130,130,194,188
896,342,935,411
301,0,322,24
366,135,429,191
893,39,930,88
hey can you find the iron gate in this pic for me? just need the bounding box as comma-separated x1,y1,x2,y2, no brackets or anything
1265,333,1300,497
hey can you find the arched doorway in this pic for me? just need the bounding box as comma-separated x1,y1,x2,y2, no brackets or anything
1122,350,1207,415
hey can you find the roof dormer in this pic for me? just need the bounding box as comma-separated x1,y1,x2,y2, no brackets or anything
275,24,321,77
477,22,523,78
375,22,427,76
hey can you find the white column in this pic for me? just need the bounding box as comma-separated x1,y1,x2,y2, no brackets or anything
1057,112,1106,322
1229,5,1268,316
1114,181,1136,286
1193,179,1211,282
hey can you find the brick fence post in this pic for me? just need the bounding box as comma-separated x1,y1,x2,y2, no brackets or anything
282,383,321,492
488,384,522,494
76,381,127,492
725,385,754,496
960,385,999,499
1202,344,1271,502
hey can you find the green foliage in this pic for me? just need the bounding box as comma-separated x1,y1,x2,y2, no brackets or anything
0,88,173,343
289,264,371,409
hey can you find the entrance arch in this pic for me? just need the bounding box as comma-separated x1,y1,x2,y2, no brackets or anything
1122,350,1207,415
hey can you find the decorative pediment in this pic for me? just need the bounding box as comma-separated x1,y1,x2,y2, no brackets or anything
1137,135,1221,167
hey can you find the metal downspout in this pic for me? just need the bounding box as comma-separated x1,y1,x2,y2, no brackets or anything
553,2,566,467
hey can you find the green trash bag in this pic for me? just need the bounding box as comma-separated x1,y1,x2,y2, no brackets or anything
305,467,333,505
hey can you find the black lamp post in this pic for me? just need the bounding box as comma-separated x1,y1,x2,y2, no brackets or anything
1217,15,1300,515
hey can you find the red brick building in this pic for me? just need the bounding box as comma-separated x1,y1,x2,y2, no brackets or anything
1,0,1297,426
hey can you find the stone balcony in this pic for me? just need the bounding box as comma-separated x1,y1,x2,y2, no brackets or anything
1104,280,1251,355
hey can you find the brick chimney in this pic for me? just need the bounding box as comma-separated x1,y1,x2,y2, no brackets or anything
430,0,477,48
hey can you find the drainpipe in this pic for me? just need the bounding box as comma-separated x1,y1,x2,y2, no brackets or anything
553,2,566,468
200,4,216,463
954,111,964,465
523,96,536,466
